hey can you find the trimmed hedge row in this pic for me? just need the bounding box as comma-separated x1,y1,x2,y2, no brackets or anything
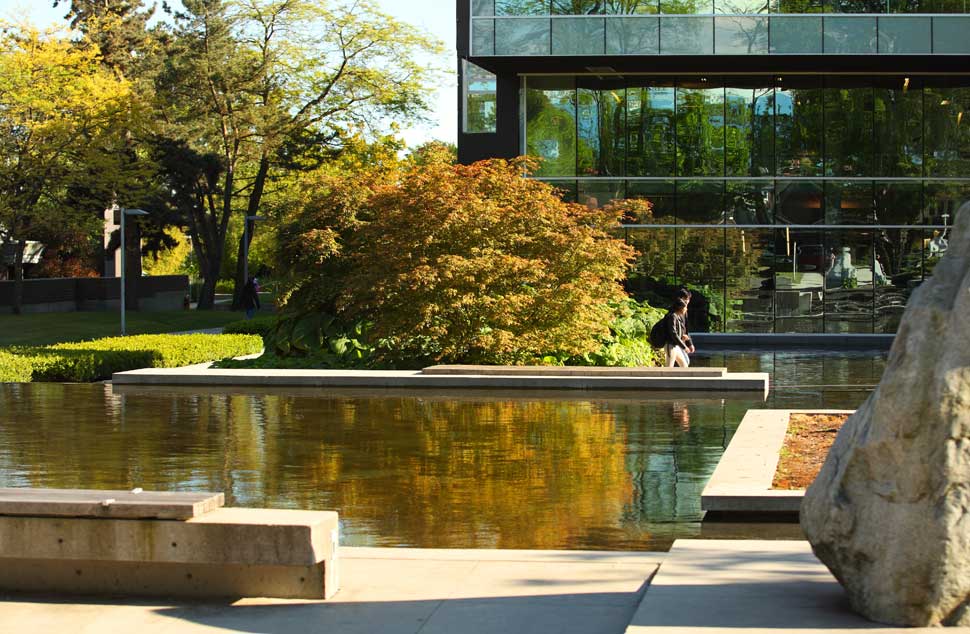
1,333,263,383
222,316,276,340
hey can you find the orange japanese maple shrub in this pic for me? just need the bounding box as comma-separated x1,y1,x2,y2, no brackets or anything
331,148,638,364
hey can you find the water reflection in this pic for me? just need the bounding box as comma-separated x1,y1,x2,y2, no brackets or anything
0,352,885,550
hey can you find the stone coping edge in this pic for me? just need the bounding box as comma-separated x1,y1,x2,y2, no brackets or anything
112,366,770,393
701,408,855,514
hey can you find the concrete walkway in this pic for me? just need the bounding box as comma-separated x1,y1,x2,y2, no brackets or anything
627,540,970,633
0,547,661,634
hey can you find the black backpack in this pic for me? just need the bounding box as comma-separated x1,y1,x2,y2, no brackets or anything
649,315,668,349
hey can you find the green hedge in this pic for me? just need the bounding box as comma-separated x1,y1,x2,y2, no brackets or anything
222,316,276,340
0,350,33,382
1,333,263,383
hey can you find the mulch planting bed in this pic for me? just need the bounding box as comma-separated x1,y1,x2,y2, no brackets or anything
772,413,851,490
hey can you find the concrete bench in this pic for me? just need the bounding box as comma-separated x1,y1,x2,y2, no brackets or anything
0,488,339,599
421,365,728,378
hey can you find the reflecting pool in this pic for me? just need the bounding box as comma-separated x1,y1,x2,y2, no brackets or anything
0,351,885,551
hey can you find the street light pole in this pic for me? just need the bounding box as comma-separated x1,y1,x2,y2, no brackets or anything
119,207,149,336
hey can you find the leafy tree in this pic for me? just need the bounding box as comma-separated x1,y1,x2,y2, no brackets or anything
0,25,132,313
280,147,641,365
155,0,442,310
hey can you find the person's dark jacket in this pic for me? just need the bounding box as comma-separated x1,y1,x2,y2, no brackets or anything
242,281,261,310
665,311,687,350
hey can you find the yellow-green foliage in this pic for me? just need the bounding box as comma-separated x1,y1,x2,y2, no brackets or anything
0,350,33,382
0,334,262,383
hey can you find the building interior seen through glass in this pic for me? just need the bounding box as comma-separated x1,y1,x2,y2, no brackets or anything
472,0,970,14
524,75,967,334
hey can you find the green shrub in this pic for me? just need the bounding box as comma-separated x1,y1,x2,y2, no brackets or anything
0,350,33,382
222,316,277,340
0,334,263,382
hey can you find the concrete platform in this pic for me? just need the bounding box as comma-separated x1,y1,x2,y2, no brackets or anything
112,365,769,394
626,539,970,633
0,547,662,634
701,409,854,514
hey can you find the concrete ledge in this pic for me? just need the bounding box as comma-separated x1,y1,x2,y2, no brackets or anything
113,367,769,394
0,503,339,599
422,365,727,377
701,408,854,514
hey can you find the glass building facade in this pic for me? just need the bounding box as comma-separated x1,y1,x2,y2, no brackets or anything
458,2,968,336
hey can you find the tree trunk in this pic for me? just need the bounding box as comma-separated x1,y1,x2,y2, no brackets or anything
231,155,270,310
12,239,25,316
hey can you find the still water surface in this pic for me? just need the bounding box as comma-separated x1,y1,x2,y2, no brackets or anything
0,351,885,550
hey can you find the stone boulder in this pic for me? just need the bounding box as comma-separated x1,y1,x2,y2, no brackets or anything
801,204,970,627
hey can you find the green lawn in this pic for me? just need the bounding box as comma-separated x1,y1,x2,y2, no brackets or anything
0,310,250,346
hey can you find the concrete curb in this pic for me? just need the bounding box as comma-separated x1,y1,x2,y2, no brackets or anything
701,408,855,513
112,366,770,394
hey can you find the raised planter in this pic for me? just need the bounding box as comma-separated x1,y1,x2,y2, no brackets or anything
701,409,854,514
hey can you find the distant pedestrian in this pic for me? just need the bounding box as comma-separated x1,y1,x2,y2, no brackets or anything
675,288,695,356
243,276,261,319
665,299,691,368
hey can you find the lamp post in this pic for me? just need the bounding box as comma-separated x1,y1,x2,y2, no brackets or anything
120,207,149,336
242,215,266,286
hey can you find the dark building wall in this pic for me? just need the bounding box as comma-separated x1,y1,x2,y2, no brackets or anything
457,68,520,165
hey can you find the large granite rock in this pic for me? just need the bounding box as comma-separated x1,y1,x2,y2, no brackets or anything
801,205,970,627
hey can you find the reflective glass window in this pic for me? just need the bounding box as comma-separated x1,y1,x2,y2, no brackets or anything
606,17,660,54
769,16,822,54
525,77,577,177
676,82,725,177
660,0,714,13
924,83,970,178
889,0,921,10
923,182,970,226
874,181,922,225
715,0,769,12
824,17,877,55
626,227,677,299
825,181,875,224
726,228,774,333
874,228,922,334
579,180,626,208
676,227,727,332
660,17,714,55
577,79,626,176
878,17,931,55
495,18,551,55
772,0,825,12
824,82,875,177
775,79,823,177
726,181,774,224
714,16,768,55
472,19,496,55
922,0,970,12
932,17,970,55
626,82,677,177
552,17,606,54
547,180,579,203
473,0,496,15
873,79,923,177
552,0,605,12
627,180,677,222
832,0,886,11
604,0,660,12
776,180,823,224
923,228,947,280
462,61,498,134
725,85,773,177
824,230,874,334
496,0,549,14
678,180,725,223
774,228,824,333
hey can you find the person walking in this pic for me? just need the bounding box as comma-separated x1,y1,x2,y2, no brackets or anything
675,288,695,356
242,276,261,319
664,299,691,368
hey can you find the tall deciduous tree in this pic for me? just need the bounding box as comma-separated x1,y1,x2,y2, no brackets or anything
156,0,443,310
0,25,132,313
